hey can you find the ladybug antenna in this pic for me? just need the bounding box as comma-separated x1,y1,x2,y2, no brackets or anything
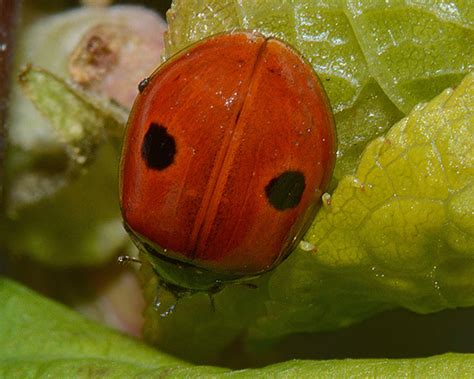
117,255,142,265
207,293,216,313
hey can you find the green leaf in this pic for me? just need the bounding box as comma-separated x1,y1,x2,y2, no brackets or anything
256,71,474,341
164,0,472,179
0,277,194,377
141,72,473,360
346,1,474,113
18,65,126,167
1,277,473,378
140,0,474,359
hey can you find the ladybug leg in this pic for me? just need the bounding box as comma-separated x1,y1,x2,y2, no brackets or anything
153,280,195,318
117,255,142,265
205,281,256,313
238,282,258,290
154,283,180,317
207,293,216,313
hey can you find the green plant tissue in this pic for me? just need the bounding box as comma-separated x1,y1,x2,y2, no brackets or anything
1,277,473,378
164,0,473,180
141,72,473,360
135,0,474,360
0,66,129,267
1,0,472,373
1,7,133,267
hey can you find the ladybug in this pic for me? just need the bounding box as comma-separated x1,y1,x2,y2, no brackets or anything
120,31,336,295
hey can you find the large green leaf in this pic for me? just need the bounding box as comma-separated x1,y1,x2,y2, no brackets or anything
141,71,473,360
346,1,474,113
2,1,472,372
255,71,474,340
1,277,473,378
138,0,473,360
164,0,472,179
0,277,195,377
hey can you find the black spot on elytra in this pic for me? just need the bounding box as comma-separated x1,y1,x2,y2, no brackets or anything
138,77,150,93
265,170,305,211
141,123,176,170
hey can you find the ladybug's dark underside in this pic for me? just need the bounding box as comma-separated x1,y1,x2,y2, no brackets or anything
120,32,336,291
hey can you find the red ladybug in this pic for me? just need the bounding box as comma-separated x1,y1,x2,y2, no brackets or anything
120,31,336,293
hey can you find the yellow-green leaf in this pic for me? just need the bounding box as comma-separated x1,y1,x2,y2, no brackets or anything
164,0,472,179
142,73,473,361
1,277,473,378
